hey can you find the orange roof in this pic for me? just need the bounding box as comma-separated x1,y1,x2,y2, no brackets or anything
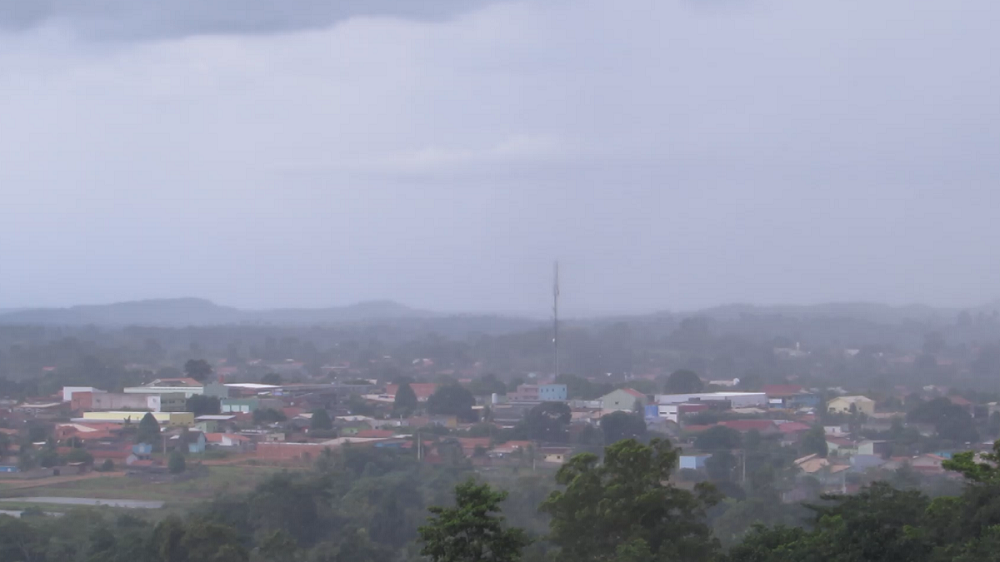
356,429,397,438
778,422,812,434
719,420,779,432
76,431,115,441
762,385,805,397
386,383,438,400
205,433,251,443
622,388,646,399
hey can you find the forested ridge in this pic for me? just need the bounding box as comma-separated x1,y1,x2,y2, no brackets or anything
3,438,1000,562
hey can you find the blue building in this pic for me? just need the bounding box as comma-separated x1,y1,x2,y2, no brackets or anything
539,384,568,402
132,443,153,456
679,454,711,470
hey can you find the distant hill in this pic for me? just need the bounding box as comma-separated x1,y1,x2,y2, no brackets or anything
692,302,957,325
0,298,434,327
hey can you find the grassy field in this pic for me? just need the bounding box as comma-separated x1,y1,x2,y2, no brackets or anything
0,464,288,506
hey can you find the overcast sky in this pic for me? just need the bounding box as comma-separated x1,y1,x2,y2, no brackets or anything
1,0,998,315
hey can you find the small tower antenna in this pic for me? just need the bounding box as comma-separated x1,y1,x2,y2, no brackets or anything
553,261,560,378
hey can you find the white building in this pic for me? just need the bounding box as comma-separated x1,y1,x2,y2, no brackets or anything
654,392,767,409
123,378,204,399
62,386,104,402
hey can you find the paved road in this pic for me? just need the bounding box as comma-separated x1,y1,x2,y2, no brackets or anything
12,497,164,508
0,509,62,517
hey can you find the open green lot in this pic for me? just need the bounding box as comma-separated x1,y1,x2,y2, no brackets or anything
0,465,288,507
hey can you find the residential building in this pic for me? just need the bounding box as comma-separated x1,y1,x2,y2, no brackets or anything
202,382,231,399
826,437,858,456
655,392,767,409
762,385,820,409
159,393,189,412
827,395,876,416
80,411,195,426
679,454,711,470
195,415,237,433
73,392,161,412
385,383,438,402
206,433,252,449
858,439,890,457
718,419,781,435
539,384,568,401
508,384,568,402
600,389,645,413
540,446,572,464
62,386,104,402
124,378,204,398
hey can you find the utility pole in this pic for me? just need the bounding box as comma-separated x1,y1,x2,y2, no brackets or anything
741,449,746,485
553,261,560,378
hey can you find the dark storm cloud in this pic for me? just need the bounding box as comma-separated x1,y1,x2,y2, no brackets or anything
0,0,505,39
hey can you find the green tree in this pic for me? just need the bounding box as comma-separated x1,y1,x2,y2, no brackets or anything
394,382,419,417
664,369,704,394
311,409,333,431
18,444,36,471
64,447,93,465
427,384,477,422
184,359,214,382
261,372,283,385
347,394,376,417
799,425,828,458
136,412,161,445
469,374,507,397
517,402,572,442
541,438,720,562
253,408,288,425
419,479,531,562
257,530,299,562
186,394,221,417
168,451,186,474
694,426,742,451
600,411,648,445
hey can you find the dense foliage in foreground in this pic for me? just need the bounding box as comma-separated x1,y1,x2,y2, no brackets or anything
4,440,1000,562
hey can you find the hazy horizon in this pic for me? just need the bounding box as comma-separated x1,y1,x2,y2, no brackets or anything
2,0,998,313
2,294,996,322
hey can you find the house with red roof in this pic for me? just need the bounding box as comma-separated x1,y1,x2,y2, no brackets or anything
355,429,398,439
386,384,438,402
205,433,252,449
718,419,780,435
776,421,812,435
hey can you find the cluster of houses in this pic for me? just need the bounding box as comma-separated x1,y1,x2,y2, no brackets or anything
0,367,993,492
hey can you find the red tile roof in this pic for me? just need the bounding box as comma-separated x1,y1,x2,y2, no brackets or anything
777,422,812,434
205,433,250,443
386,383,438,400
762,385,805,397
355,429,397,439
719,420,779,433
622,388,646,399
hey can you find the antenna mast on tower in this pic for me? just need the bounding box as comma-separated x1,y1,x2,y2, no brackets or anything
553,261,560,378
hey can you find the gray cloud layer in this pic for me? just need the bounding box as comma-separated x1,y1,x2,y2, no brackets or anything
0,0,503,39
0,0,997,314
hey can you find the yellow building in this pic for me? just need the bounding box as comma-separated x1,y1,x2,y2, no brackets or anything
827,395,875,416
81,411,195,426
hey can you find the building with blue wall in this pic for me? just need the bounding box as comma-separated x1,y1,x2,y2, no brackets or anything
539,384,568,401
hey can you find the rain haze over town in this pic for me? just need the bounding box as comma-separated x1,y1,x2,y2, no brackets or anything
0,1,998,561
